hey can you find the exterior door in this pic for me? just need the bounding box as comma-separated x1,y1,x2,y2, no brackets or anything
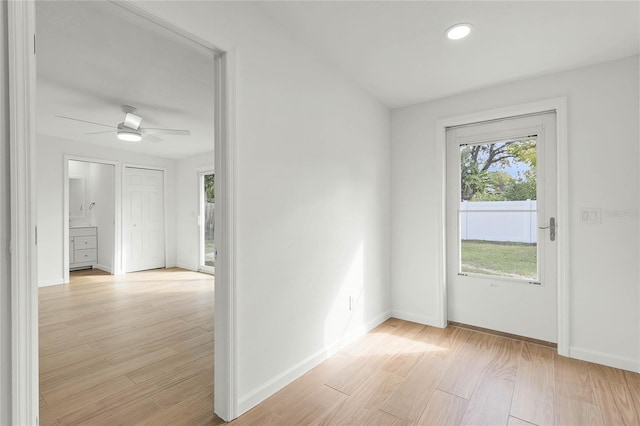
123,167,165,273
199,171,215,274
446,112,557,342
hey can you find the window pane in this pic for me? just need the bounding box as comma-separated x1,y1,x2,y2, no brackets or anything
459,138,537,280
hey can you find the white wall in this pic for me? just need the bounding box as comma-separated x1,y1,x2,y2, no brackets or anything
88,162,115,271
133,1,391,414
36,134,178,285
175,151,214,271
391,56,640,370
0,2,12,423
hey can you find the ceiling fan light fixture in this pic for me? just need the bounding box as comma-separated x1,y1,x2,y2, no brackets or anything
446,23,473,40
117,131,142,142
117,124,142,142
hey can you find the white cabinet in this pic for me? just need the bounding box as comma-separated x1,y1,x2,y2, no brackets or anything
70,227,97,270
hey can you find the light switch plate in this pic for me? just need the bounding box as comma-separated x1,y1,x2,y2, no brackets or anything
580,207,601,224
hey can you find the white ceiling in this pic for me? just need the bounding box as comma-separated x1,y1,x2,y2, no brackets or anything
36,1,216,159
36,1,639,158
258,1,640,108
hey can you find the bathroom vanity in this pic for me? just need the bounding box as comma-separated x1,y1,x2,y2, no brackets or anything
69,226,97,270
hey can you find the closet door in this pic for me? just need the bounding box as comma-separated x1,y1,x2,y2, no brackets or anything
123,167,165,273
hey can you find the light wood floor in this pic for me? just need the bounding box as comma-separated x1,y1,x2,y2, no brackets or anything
39,268,222,426
41,270,640,425
233,318,640,426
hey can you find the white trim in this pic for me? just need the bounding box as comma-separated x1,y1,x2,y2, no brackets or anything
37,278,64,288
213,50,238,421
8,1,38,425
63,155,121,284
435,97,570,356
390,310,442,328
176,262,199,272
95,264,113,274
237,310,391,415
109,1,223,56
569,347,639,372
199,265,215,275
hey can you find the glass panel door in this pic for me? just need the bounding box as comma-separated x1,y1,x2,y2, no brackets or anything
446,112,557,342
199,172,215,273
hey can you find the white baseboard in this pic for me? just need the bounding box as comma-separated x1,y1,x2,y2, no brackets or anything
390,309,443,328
569,346,640,372
95,264,112,274
38,278,65,287
237,310,391,416
175,262,198,272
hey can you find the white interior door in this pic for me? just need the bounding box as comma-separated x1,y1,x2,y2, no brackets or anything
446,112,557,342
123,167,165,273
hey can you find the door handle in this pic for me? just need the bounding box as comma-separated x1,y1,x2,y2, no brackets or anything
539,217,556,241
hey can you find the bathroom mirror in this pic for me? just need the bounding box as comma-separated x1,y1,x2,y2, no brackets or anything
69,177,86,219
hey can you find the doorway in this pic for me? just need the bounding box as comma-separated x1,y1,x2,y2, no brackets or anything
446,112,557,342
64,158,118,281
10,1,236,423
199,171,215,274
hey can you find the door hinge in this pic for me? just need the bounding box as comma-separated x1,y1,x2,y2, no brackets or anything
35,226,37,245
34,34,36,55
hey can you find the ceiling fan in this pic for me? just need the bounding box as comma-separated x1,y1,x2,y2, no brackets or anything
56,105,191,142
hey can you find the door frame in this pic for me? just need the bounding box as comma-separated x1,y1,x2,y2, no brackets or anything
7,1,239,424
435,98,569,356
63,156,121,283
122,164,167,273
198,169,215,275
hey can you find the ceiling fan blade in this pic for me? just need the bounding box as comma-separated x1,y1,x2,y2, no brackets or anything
142,128,191,136
84,130,116,135
56,116,116,129
143,133,162,143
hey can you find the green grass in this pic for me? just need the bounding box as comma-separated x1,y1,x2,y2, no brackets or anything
461,240,537,280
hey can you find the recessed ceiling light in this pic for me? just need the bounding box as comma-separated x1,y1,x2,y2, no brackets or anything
446,23,473,40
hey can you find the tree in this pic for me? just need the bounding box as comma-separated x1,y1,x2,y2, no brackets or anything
504,169,536,201
471,171,513,201
204,174,215,203
460,138,536,200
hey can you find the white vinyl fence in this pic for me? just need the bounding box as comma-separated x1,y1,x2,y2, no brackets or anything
205,202,215,240
460,200,537,244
